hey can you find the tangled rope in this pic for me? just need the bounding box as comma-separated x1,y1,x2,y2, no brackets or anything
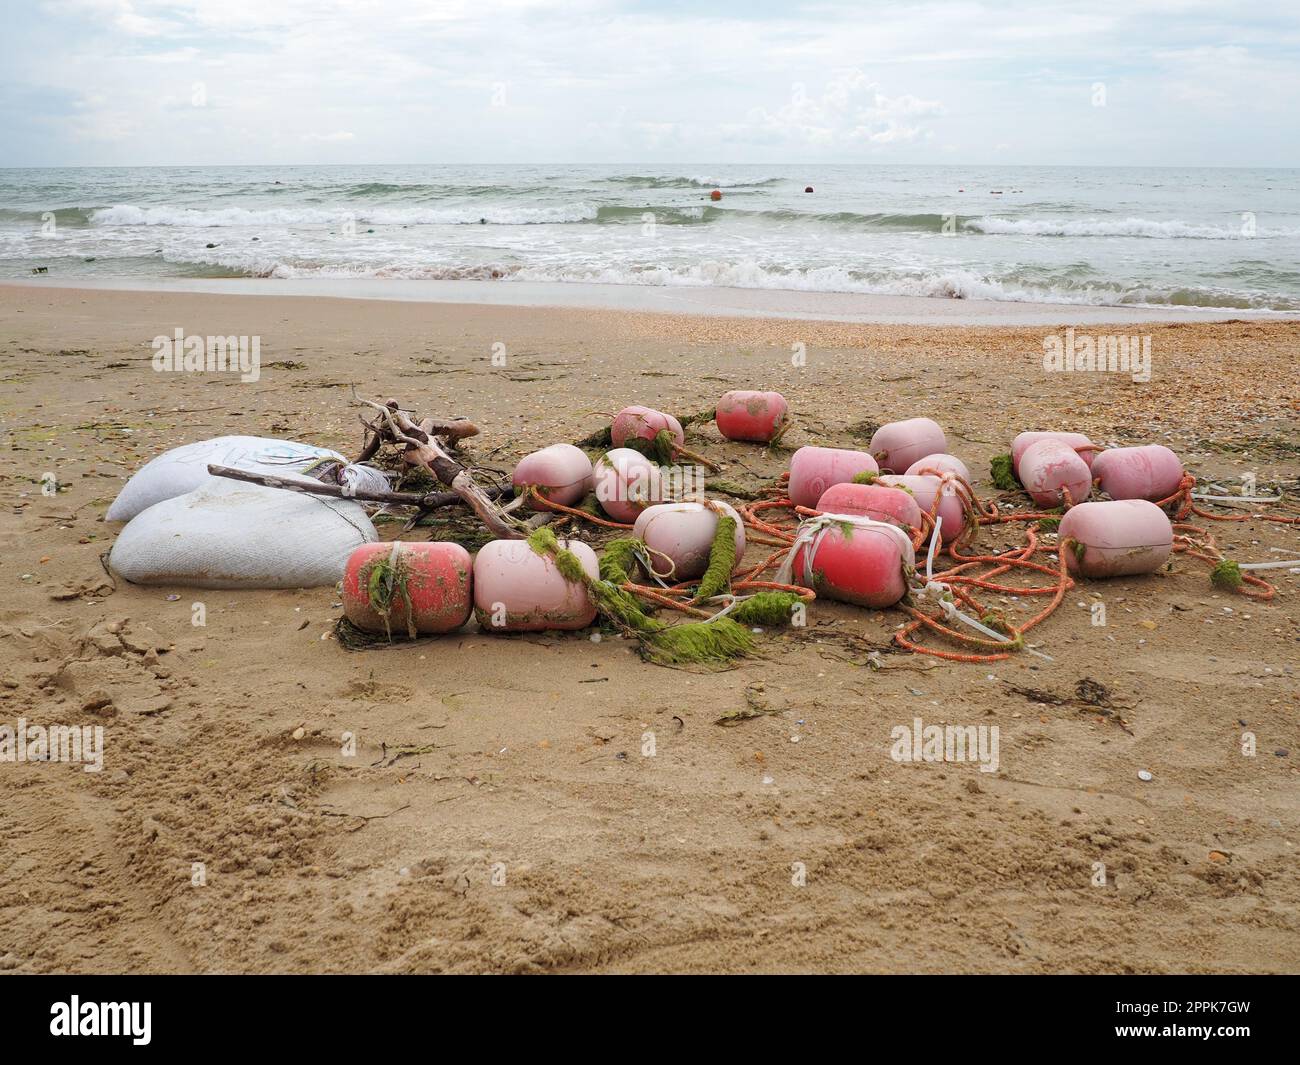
731,464,1293,664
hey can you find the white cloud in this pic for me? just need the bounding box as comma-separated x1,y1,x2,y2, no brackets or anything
300,130,354,142
738,70,944,148
7,1,1300,164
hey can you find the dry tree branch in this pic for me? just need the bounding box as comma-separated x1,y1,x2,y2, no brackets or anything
349,386,526,539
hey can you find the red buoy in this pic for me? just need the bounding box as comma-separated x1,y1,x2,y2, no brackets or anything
343,542,472,635
1059,500,1173,578
473,538,598,632
715,390,788,443
1091,445,1184,502
790,517,913,608
878,474,968,543
787,446,879,508
512,443,594,507
1011,431,1095,476
1018,439,1092,508
815,482,922,531
610,405,684,449
869,418,947,474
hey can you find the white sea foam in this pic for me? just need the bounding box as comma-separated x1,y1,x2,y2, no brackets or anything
965,216,1296,239
90,203,599,227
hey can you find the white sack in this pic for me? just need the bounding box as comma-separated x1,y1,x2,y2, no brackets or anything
108,478,377,589
106,436,348,523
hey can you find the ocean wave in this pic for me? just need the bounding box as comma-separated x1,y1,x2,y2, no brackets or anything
595,204,712,224
603,174,781,189
965,216,1297,239
158,249,1300,310
89,203,599,227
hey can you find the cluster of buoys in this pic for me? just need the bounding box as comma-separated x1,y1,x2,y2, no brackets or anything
338,393,1293,667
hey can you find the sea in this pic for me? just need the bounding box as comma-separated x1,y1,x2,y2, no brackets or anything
3,164,1299,311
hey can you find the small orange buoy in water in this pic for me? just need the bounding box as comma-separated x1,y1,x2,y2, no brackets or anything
710,189,722,201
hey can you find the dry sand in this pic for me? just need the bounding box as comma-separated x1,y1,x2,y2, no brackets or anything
1,283,1297,974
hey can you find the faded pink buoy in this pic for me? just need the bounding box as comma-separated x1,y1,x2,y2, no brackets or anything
1011,431,1096,476
878,474,968,543
1091,444,1184,502
869,418,946,474
788,446,879,508
791,517,913,608
1018,439,1092,509
593,448,664,523
512,443,594,507
815,482,923,531
632,501,746,580
473,537,598,632
1059,500,1173,578
343,542,472,635
610,405,684,449
715,390,788,443
904,453,971,482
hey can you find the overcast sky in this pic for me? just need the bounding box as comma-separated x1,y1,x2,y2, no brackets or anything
2,0,1297,167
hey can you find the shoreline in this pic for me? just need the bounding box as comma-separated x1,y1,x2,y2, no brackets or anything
8,276,1295,326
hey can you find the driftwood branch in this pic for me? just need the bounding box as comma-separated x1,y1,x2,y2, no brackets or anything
349,389,526,539
206,464,503,510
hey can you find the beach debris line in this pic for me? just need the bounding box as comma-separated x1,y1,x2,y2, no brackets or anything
124,389,1296,665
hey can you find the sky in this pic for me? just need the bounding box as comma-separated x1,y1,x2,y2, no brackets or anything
1,0,1297,167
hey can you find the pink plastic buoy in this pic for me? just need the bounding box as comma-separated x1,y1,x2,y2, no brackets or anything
1018,439,1092,509
473,538,598,632
1011,431,1096,476
632,501,746,580
904,453,971,482
878,474,967,543
815,482,923,531
343,542,472,635
715,390,788,443
788,446,879,508
594,448,664,523
1091,445,1184,503
1059,500,1173,578
869,418,946,474
611,405,684,450
512,443,594,507
791,518,914,608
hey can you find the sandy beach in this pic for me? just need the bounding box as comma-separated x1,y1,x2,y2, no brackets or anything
1,282,1297,975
